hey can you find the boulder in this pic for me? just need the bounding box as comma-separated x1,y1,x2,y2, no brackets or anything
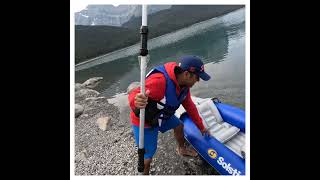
82,77,103,89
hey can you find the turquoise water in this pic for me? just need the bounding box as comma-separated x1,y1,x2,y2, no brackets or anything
75,8,245,109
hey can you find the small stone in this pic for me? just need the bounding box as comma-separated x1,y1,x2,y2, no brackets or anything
96,117,110,131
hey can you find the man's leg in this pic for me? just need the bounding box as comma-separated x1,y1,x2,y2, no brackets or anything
132,125,158,175
144,158,152,175
160,116,197,157
174,123,185,148
174,124,197,156
160,115,186,148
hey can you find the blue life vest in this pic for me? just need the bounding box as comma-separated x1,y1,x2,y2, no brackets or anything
145,65,189,124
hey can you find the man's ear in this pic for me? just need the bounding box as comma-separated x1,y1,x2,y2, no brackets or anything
183,71,189,77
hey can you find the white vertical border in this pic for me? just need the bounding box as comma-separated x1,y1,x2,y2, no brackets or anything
245,0,250,178
70,1,75,178
71,0,249,179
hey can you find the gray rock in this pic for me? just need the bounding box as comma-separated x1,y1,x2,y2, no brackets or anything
127,81,140,94
75,77,103,93
96,117,110,131
75,83,84,91
75,104,84,118
82,77,103,89
85,97,106,101
75,149,88,162
75,89,100,102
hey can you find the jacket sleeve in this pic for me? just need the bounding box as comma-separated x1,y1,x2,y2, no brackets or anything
128,73,166,111
182,90,205,131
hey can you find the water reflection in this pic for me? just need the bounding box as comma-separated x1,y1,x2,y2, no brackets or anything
147,22,229,67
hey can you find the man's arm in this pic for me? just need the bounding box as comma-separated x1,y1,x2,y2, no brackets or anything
182,91,206,132
128,73,166,111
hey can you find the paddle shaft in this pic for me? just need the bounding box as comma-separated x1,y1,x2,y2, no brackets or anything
138,5,148,175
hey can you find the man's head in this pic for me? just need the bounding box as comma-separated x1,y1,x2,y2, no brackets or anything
178,55,211,81
175,55,211,87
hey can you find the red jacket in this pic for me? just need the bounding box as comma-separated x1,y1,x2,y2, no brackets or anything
128,62,205,131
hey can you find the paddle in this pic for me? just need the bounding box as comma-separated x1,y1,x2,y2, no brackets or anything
137,4,149,175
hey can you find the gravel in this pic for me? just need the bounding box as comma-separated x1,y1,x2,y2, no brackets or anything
74,88,219,175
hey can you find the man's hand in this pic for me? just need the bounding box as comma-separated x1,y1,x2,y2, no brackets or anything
200,128,209,136
134,89,150,109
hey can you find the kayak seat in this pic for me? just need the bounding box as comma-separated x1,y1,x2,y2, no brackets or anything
196,99,245,158
225,132,246,159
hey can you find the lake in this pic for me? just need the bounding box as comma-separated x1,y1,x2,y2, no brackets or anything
75,8,245,109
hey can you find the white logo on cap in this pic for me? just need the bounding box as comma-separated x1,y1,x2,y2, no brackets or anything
201,65,204,72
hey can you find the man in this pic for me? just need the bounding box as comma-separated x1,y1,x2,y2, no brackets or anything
128,55,211,175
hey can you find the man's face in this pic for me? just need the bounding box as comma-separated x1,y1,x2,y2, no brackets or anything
185,71,200,87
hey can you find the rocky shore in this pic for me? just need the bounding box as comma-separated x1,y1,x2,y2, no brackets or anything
74,77,219,175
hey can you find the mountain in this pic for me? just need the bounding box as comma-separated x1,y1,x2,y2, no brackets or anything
75,5,244,64
75,5,172,26
123,5,244,38
75,25,138,63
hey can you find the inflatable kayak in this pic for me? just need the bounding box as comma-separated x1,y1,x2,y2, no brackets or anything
176,97,245,175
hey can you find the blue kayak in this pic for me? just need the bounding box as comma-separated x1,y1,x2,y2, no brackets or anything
179,98,245,175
